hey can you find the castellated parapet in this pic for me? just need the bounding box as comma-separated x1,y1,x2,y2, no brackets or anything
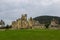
11,14,45,29
11,14,60,29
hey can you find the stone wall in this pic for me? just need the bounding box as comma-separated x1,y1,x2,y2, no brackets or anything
12,16,60,29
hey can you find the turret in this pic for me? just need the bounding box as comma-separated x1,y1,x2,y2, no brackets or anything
21,14,27,21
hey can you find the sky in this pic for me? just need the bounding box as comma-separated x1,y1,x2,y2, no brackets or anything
0,0,60,25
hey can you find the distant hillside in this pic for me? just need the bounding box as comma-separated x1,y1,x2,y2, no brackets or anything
33,16,60,24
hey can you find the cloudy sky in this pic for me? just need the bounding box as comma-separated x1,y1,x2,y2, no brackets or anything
0,0,60,25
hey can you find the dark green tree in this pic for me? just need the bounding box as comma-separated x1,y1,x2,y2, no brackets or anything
6,25,9,29
45,23,50,29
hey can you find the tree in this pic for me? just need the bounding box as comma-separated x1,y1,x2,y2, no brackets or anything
45,23,50,29
6,25,9,29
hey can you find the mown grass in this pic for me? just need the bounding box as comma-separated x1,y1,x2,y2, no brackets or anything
0,29,60,40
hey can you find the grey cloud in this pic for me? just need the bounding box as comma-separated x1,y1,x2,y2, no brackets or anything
0,0,60,25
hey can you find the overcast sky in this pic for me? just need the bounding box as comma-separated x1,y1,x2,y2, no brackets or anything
0,0,60,25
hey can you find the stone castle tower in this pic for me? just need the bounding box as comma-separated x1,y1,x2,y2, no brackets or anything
28,17,34,29
21,14,28,29
12,14,29,29
11,14,44,29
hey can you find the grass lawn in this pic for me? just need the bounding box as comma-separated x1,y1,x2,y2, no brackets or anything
0,29,60,40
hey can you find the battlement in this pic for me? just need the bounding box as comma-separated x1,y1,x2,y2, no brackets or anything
11,14,42,29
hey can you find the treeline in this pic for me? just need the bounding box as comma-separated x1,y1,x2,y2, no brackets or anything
33,16,60,24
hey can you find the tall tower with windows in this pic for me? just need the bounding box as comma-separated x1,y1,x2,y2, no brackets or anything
21,14,28,29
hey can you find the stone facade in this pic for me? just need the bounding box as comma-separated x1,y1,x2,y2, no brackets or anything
11,14,45,29
28,17,34,29
49,18,59,29
11,14,60,29
21,14,28,29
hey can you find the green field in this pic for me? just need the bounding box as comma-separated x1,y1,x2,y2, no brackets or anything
0,29,60,40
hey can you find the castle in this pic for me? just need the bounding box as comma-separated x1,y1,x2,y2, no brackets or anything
49,18,60,29
11,14,60,29
0,14,59,29
11,14,45,29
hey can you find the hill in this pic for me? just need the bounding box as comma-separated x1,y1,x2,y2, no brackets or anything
33,16,60,24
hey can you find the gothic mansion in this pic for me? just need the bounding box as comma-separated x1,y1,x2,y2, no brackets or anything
11,14,60,29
